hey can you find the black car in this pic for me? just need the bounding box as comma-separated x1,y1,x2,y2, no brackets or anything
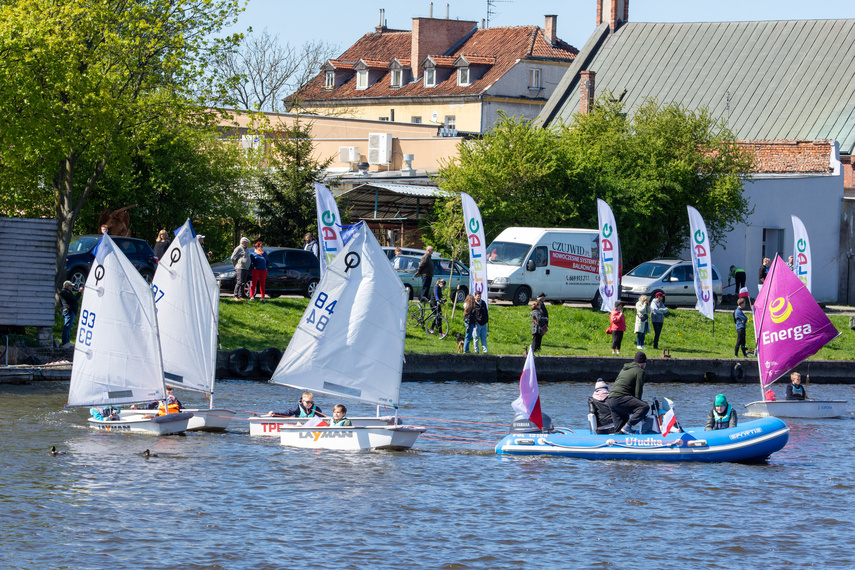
211,247,320,298
66,234,159,288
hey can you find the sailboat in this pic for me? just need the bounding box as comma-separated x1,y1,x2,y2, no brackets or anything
744,255,847,418
263,222,425,450
66,234,193,434
149,219,235,431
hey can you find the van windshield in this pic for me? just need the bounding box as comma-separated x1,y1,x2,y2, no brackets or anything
485,241,531,266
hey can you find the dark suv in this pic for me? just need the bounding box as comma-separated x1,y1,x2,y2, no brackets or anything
66,235,159,288
211,247,320,298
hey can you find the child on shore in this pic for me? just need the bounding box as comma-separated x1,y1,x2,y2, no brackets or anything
330,404,352,427
607,301,626,355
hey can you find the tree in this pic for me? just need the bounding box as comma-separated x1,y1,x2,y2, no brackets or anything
214,29,337,113
432,98,754,267
255,118,333,247
0,0,243,290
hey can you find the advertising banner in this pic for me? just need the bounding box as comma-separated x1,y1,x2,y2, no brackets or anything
791,215,811,293
596,199,620,312
314,182,344,277
461,193,488,301
687,206,715,320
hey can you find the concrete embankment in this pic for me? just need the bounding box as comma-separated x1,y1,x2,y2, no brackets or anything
5,346,855,384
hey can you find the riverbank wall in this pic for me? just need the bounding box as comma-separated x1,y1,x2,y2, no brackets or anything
4,346,854,384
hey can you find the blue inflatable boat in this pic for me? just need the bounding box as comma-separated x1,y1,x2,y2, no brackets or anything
495,416,789,463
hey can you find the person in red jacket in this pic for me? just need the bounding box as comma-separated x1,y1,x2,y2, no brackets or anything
607,301,627,355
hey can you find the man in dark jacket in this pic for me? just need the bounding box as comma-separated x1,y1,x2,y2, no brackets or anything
607,351,650,434
472,290,489,353
414,246,435,302
58,280,83,348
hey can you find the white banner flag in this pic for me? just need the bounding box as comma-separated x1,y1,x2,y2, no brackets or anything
791,215,811,293
596,199,620,312
687,206,715,320
314,182,344,277
461,193,488,301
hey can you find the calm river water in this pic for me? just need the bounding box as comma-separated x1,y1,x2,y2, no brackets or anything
2,378,854,569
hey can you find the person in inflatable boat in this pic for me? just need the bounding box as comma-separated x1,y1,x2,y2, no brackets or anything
705,394,738,430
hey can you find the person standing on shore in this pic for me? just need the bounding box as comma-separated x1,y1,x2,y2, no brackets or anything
472,290,489,354
152,229,170,261
634,295,651,350
733,297,750,357
230,237,252,300
650,292,668,350
462,294,477,354
607,301,626,355
249,241,269,302
58,280,83,348
414,246,435,303
304,233,319,258
530,293,549,352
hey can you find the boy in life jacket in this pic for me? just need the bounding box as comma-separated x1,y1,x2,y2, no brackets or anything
705,394,738,430
268,391,323,418
157,388,183,416
330,404,352,427
786,372,810,400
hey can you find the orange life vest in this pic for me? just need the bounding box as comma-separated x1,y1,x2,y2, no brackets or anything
157,401,180,416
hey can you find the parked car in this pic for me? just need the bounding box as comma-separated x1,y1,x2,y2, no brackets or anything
393,254,469,302
211,247,320,298
381,246,437,260
66,234,158,288
620,258,723,306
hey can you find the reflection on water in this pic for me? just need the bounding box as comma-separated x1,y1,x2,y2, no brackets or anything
1,380,854,568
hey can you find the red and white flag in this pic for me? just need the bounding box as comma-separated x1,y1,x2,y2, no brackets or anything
739,287,750,299
511,349,543,430
661,402,678,437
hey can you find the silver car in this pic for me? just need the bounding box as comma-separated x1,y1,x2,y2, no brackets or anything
393,254,469,302
620,258,723,306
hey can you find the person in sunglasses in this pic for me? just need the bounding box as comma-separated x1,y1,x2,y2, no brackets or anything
268,392,323,418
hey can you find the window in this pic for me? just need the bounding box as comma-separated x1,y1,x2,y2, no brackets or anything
424,68,436,87
528,246,548,267
530,68,542,90
357,70,368,90
325,71,335,89
267,252,285,268
457,67,469,86
444,116,456,130
411,116,422,124
390,69,402,87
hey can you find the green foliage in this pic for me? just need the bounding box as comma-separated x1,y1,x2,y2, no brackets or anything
254,118,333,248
432,98,755,267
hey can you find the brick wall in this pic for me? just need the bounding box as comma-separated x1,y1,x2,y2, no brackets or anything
841,155,853,189
411,18,476,79
738,140,834,174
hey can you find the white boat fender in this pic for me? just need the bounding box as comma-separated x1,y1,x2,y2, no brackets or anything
606,439,616,446
687,439,708,447
514,438,535,445
227,349,256,377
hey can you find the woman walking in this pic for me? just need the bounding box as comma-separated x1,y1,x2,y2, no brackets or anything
634,295,651,350
607,301,626,355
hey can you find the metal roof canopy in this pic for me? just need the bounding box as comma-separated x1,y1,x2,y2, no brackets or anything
340,182,442,221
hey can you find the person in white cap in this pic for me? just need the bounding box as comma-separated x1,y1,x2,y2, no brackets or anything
230,237,252,300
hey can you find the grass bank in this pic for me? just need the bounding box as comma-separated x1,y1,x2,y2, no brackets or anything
216,297,855,360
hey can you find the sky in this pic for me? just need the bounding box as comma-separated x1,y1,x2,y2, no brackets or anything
224,0,855,56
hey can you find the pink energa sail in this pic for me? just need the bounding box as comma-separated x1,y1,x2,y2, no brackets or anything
753,255,838,388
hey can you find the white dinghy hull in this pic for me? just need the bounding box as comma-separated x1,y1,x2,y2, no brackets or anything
745,400,847,418
279,425,426,451
249,416,399,437
87,412,193,435
184,408,236,432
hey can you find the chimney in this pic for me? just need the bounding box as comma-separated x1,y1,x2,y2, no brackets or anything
411,16,477,79
579,71,596,115
544,15,557,45
596,0,628,31
376,8,385,33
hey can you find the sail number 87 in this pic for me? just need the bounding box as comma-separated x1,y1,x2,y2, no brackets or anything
305,292,337,332
77,309,96,346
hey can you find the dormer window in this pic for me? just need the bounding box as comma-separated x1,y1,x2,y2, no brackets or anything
391,69,402,88
325,71,335,89
457,67,470,86
424,68,436,88
357,70,368,90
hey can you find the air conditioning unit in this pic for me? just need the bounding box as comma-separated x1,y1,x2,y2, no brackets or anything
338,146,360,163
368,133,393,164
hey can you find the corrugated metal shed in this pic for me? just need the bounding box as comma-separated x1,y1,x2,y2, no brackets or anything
541,19,855,155
340,182,441,221
0,218,56,327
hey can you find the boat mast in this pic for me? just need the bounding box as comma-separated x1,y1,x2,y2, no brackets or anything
751,257,777,402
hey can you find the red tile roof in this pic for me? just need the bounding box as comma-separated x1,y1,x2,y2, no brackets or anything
293,25,577,103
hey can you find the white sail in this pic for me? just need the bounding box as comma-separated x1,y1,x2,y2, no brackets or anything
67,234,166,407
270,222,409,406
152,219,219,394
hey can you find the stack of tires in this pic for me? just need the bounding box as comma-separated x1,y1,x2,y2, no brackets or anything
226,348,283,379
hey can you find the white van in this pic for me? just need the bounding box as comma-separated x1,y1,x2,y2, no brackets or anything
486,227,601,306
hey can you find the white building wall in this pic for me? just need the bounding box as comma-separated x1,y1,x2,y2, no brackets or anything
692,166,844,303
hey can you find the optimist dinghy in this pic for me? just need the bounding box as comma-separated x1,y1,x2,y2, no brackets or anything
495,349,789,462
66,234,192,435
149,219,235,431
743,255,846,418
267,222,425,450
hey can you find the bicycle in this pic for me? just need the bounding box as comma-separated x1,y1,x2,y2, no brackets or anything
407,300,449,338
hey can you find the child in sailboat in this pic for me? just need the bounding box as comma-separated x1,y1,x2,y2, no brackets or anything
786,372,810,400
90,406,120,421
268,392,323,418
330,404,352,427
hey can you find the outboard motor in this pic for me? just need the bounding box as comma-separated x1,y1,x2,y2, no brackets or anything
509,413,554,434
